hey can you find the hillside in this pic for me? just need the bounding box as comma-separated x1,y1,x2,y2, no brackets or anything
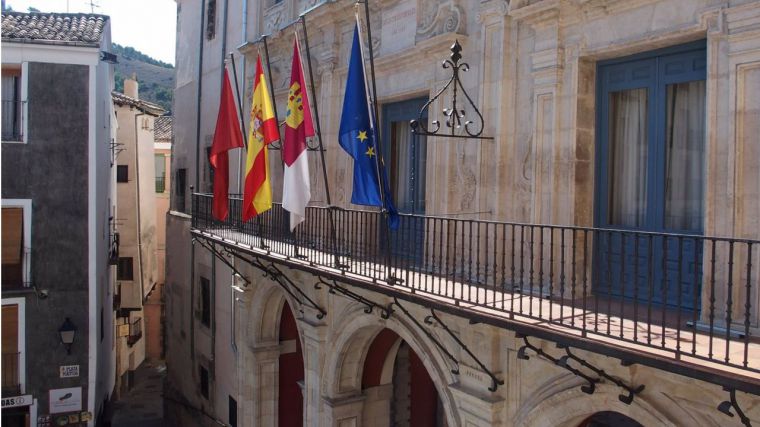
113,44,175,112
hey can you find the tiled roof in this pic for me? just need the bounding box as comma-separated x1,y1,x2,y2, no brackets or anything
112,91,166,117
2,12,108,47
154,116,173,142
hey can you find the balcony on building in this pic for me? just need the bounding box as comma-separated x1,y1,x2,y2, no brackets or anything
190,193,760,385
127,317,142,347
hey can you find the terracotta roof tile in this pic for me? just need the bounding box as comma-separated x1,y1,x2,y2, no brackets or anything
112,91,166,117
154,116,173,142
2,12,108,47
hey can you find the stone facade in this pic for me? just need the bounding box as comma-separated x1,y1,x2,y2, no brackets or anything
165,0,760,426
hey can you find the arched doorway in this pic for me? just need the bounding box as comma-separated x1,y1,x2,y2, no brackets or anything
578,411,644,427
278,302,304,426
362,328,447,426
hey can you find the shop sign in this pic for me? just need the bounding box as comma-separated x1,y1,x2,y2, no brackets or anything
59,365,80,378
49,387,82,414
1,394,33,408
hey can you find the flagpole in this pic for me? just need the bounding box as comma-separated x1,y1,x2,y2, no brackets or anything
299,19,343,268
228,53,248,152
356,4,398,285
261,35,283,143
298,18,331,206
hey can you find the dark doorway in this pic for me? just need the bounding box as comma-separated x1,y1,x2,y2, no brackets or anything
278,302,304,426
578,411,644,427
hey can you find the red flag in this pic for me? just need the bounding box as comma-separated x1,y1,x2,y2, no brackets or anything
282,37,315,230
209,68,244,220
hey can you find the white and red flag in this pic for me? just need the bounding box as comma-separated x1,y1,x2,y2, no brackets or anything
282,37,315,230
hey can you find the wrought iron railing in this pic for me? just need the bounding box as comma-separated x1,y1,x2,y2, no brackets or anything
191,193,759,374
156,176,166,193
1,100,25,141
1,247,31,288
2,352,20,395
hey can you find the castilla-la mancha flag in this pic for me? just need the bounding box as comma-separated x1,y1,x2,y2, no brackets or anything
209,68,244,221
243,55,279,221
282,37,315,230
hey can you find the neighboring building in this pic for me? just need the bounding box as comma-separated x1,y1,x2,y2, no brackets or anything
166,1,760,426
147,115,173,360
1,11,116,427
111,78,165,396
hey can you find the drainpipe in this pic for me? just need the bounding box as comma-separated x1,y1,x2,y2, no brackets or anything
194,0,206,190
134,112,146,304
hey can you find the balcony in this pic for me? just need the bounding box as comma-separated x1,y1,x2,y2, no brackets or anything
127,317,142,346
2,352,20,396
191,193,760,390
1,100,25,141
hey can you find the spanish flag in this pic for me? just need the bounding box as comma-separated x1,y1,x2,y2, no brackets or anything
243,55,279,221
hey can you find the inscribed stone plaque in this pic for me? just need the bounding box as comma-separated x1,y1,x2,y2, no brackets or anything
380,3,417,55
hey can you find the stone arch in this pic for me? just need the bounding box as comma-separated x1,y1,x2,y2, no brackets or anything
321,303,460,426
245,277,303,347
514,380,691,427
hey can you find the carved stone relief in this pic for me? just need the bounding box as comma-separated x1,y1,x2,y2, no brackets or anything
416,0,466,41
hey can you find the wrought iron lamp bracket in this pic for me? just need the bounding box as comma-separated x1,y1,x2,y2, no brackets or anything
410,40,494,141
219,245,327,319
425,309,504,392
192,238,252,286
556,344,645,405
516,335,599,395
718,388,752,427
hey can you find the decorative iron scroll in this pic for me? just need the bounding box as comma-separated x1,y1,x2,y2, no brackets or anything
410,40,493,140
425,309,504,392
718,388,752,427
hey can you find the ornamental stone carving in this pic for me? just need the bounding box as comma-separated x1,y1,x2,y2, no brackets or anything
416,0,466,41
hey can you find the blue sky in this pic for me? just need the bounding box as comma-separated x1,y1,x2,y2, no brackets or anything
7,0,177,65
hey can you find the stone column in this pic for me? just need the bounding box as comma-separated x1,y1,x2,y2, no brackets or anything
300,318,328,426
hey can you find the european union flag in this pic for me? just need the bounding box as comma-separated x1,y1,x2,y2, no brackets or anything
339,24,398,228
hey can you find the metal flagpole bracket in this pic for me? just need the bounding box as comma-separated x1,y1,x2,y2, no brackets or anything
410,40,493,141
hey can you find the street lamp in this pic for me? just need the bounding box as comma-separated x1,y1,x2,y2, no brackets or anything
59,318,77,355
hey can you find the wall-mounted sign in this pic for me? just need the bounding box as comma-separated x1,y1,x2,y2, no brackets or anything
2,394,33,408
59,365,80,378
49,387,82,414
118,323,130,337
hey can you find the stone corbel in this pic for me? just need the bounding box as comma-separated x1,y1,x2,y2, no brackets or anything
701,7,725,36
476,0,509,26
